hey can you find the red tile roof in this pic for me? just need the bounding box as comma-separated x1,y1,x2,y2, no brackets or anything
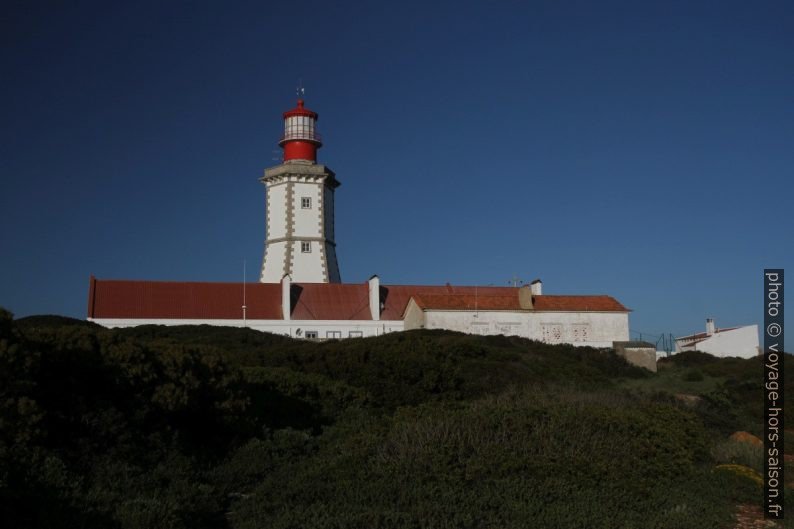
412,294,521,311
87,277,282,320
533,295,629,312
87,277,629,321
379,285,517,319
403,292,628,313
290,283,372,320
675,327,738,343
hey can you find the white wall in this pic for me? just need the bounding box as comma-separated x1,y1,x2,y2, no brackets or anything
403,299,425,330
289,180,327,282
260,241,287,282
290,240,326,282
89,318,405,338
91,309,630,347
292,182,322,238
323,186,335,242
411,309,629,348
266,184,287,239
530,312,629,347
261,181,287,282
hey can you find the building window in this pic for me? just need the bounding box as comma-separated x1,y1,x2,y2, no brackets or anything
301,241,311,253
349,331,363,338
571,324,591,342
541,323,564,344
326,331,341,339
301,197,311,209
305,331,318,339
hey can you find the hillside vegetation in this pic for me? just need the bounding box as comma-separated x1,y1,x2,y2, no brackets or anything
1,310,791,528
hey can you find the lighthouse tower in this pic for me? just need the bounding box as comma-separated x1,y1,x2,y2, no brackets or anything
259,99,341,283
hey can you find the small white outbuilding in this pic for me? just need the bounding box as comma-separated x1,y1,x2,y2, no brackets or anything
675,318,760,358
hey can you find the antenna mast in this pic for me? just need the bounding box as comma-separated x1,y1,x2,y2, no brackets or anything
242,259,247,327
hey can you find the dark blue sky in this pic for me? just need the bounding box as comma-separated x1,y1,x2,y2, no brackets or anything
2,0,792,350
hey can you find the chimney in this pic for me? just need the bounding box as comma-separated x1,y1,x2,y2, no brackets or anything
368,275,380,321
518,285,534,309
281,274,291,321
530,278,542,296
706,318,715,336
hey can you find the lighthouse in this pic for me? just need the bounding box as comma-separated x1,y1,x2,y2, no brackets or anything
259,98,342,283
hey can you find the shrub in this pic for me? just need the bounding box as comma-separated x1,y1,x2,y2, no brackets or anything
660,351,717,368
229,388,721,528
1,316,778,529
683,369,705,382
711,438,763,473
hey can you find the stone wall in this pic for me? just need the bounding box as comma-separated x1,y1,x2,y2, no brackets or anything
613,341,657,372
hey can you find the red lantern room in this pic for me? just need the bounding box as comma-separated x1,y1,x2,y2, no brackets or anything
279,99,322,162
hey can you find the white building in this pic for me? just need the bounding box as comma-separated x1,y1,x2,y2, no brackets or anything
87,97,633,349
87,274,630,345
675,318,759,358
402,280,629,348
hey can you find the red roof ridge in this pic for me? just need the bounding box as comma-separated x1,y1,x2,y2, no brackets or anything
678,326,740,342
535,293,615,297
405,292,628,313
382,283,515,289
93,278,264,286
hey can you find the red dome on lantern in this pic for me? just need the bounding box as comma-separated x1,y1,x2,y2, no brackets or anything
279,99,322,162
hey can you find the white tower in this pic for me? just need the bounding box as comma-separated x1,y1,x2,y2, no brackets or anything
260,99,341,283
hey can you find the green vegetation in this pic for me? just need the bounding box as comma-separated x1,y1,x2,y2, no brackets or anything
1,309,791,528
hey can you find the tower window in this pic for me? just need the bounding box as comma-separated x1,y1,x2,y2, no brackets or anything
301,241,311,253
301,197,311,209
